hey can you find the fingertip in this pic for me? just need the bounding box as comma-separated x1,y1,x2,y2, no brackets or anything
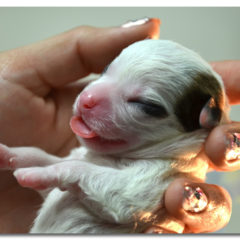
205,125,227,170
205,123,240,171
144,226,176,234
147,18,161,39
120,17,160,40
164,178,232,233
164,178,185,218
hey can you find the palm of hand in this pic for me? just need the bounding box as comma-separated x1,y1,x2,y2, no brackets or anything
0,78,83,233
0,79,82,156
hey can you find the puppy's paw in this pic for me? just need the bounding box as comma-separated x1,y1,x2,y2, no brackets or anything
13,161,85,192
0,143,16,169
13,167,58,190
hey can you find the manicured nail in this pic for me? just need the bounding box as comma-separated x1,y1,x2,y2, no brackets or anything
121,17,150,28
225,132,240,161
182,186,208,213
145,227,170,234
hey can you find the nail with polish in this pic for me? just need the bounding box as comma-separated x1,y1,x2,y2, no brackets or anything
225,132,240,162
182,186,208,213
121,17,150,28
145,227,170,234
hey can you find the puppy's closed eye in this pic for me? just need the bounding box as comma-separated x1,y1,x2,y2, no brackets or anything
128,99,168,118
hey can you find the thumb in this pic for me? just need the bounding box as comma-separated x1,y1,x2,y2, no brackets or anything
76,18,160,75
0,18,160,92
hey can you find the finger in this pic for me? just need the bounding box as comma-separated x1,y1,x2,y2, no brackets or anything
144,226,178,234
0,18,160,96
204,122,240,171
211,60,240,105
144,208,185,234
165,178,232,233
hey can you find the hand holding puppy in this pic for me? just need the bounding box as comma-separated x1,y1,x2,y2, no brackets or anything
0,18,238,233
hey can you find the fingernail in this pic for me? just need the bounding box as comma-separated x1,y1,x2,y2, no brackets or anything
121,17,150,28
182,186,208,213
225,132,240,162
145,227,170,234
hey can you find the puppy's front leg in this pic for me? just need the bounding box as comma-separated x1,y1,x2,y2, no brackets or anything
0,143,62,170
14,159,168,228
13,160,87,191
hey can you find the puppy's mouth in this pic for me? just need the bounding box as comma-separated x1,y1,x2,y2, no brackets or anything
70,115,98,139
70,115,128,152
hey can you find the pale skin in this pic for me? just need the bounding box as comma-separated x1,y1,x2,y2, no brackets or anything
0,18,239,233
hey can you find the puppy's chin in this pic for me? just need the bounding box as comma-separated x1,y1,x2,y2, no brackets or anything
78,136,131,155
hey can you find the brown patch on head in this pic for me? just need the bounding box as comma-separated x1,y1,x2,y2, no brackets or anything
174,72,224,132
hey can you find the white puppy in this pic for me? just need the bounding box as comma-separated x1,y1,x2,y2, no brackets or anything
0,40,229,233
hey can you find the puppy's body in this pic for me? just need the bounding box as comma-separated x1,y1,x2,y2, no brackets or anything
0,40,229,233
30,148,174,233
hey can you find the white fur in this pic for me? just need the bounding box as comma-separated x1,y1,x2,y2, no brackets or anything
0,40,229,233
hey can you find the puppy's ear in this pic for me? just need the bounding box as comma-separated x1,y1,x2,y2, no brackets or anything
199,97,222,129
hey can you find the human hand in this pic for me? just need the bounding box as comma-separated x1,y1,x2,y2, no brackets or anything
0,18,159,156
0,17,238,234
0,18,159,233
145,60,240,234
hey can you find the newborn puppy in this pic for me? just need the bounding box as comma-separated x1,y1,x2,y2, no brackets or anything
0,40,229,233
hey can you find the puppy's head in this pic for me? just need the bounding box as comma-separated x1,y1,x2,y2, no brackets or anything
70,40,229,156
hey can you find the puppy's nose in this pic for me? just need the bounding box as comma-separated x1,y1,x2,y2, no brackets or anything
79,91,96,109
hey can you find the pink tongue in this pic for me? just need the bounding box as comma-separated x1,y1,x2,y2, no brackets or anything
70,116,97,139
